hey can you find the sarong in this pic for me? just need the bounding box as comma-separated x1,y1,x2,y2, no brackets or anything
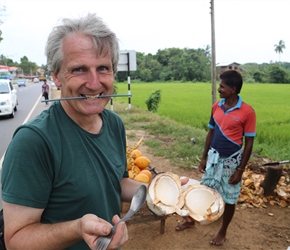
200,148,242,204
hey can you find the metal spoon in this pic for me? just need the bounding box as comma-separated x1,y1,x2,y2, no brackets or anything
41,94,132,103
94,185,147,250
113,184,147,230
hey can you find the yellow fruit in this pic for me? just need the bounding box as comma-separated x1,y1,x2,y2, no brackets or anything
132,165,141,175
140,169,152,182
134,156,151,170
128,170,135,179
134,173,150,183
130,149,142,160
127,159,133,170
129,166,141,179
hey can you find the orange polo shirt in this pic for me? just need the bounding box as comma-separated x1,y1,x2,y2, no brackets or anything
208,96,256,157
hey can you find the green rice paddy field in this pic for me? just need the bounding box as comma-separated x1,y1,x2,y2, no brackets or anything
115,82,290,161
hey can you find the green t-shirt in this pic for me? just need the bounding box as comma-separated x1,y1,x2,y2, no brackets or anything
2,102,128,249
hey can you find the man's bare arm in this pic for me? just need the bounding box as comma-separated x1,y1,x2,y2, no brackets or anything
3,202,113,249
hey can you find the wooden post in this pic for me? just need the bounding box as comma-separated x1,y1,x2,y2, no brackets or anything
210,0,216,105
260,166,283,196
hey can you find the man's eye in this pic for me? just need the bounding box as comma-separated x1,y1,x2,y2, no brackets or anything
98,66,112,74
99,66,108,71
72,67,84,73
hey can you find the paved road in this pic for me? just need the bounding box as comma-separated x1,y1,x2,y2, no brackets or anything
0,82,50,162
0,81,54,209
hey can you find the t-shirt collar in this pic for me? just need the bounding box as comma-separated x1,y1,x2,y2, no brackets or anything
218,95,242,110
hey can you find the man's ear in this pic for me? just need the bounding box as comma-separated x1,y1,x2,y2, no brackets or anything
52,72,61,87
232,86,237,94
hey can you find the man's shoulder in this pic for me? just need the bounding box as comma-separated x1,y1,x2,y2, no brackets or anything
13,103,65,145
17,103,61,132
212,101,220,108
241,101,255,112
212,101,221,112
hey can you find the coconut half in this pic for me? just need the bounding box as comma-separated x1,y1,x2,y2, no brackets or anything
147,172,188,217
182,184,225,225
146,172,225,225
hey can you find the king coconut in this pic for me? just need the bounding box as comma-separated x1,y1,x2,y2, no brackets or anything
146,172,225,225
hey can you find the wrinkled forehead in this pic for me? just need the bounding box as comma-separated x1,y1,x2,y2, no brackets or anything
64,33,111,56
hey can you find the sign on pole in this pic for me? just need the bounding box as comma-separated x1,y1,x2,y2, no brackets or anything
113,50,137,110
118,50,137,71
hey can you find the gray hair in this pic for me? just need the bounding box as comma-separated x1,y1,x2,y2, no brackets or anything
45,13,119,73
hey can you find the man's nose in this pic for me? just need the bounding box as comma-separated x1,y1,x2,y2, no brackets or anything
85,70,102,88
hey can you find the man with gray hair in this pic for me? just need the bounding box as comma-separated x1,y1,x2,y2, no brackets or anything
2,13,143,250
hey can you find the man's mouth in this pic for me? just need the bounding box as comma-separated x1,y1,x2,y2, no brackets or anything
80,93,103,99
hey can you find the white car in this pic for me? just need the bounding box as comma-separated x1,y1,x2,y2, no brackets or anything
0,79,18,118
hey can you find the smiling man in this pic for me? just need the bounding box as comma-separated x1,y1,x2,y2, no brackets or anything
1,13,144,250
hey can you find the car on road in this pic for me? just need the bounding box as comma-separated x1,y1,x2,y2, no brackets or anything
33,77,39,83
17,78,27,87
0,79,18,118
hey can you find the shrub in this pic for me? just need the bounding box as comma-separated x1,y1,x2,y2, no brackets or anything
145,89,161,112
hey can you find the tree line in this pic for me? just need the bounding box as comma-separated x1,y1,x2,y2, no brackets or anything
116,47,212,83
2,48,290,84
116,47,290,84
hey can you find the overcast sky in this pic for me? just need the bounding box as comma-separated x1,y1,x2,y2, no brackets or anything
0,0,289,66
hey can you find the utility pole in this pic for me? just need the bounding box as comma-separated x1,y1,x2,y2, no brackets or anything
210,0,216,104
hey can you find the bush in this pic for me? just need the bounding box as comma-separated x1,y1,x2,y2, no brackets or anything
145,89,161,112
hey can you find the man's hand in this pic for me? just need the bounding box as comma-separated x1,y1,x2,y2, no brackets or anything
198,159,207,173
229,170,243,185
180,176,189,186
106,215,128,250
81,214,128,250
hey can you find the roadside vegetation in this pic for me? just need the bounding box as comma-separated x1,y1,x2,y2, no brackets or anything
112,102,207,169
115,82,290,163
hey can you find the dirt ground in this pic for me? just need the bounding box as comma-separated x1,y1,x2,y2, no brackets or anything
122,130,290,250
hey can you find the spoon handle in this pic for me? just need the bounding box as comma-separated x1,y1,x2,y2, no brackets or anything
111,209,136,235
111,185,146,235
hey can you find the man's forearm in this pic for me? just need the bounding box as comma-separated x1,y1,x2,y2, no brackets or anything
239,137,254,170
201,129,214,160
6,219,81,249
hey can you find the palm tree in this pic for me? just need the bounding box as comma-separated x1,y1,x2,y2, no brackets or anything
274,40,286,62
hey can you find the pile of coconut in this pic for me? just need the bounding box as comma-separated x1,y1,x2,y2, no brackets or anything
238,163,290,208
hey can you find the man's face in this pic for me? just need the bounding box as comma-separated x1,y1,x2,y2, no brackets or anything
218,80,235,99
53,33,114,117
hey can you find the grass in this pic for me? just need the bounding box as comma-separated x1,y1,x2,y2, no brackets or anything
115,82,290,161
112,102,207,169
52,82,290,168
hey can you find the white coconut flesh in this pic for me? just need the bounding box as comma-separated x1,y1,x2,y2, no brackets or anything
182,184,225,225
146,172,225,223
147,172,185,216
185,188,215,215
154,176,180,206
